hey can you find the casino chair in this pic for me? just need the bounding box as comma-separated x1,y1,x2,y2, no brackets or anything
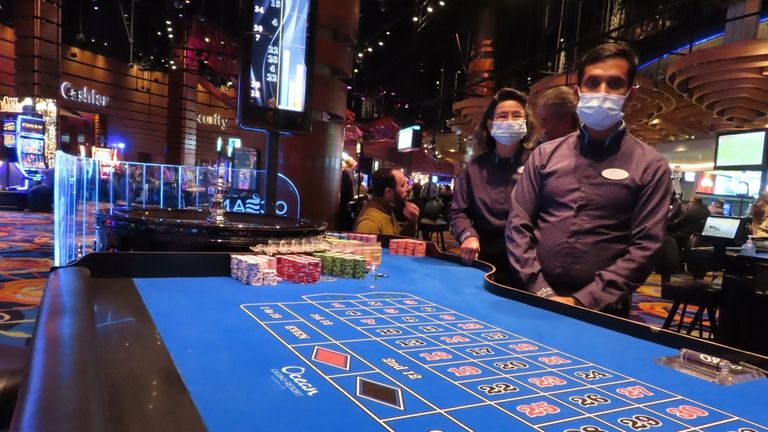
655,234,681,283
661,279,720,339
345,194,369,230
419,197,447,251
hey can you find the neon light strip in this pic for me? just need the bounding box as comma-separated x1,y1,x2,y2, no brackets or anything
638,16,768,70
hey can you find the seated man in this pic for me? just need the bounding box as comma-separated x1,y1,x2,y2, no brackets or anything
354,167,420,236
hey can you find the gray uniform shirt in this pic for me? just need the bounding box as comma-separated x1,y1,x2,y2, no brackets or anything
506,127,671,313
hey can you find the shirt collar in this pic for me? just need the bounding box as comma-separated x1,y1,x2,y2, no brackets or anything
493,147,524,164
578,121,627,148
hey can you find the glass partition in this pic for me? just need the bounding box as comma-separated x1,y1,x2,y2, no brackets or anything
53,151,301,266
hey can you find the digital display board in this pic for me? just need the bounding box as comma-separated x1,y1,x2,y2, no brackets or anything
715,130,766,168
700,215,747,246
238,0,316,133
397,125,422,152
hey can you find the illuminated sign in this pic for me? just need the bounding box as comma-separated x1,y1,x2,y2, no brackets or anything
197,113,230,130
18,117,45,136
0,96,31,113
3,119,15,133
238,0,317,133
60,82,110,107
224,194,290,216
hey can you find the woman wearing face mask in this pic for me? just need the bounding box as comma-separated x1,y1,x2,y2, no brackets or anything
449,88,539,285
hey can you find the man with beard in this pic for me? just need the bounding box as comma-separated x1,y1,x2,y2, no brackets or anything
354,167,420,236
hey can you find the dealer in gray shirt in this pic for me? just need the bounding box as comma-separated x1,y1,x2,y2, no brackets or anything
506,43,671,317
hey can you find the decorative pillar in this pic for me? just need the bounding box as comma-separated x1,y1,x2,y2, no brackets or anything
166,29,198,166
278,0,358,226
15,0,61,99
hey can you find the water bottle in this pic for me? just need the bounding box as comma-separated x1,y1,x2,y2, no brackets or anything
741,236,756,256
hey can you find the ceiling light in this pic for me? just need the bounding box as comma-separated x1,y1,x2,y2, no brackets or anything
412,16,418,22
166,20,171,25
93,5,99,10
427,6,434,12
167,27,173,32
204,37,210,42
220,41,225,45
386,31,390,35
367,47,373,52
439,0,445,5
168,34,174,38
378,41,383,46
353,68,358,73
357,53,363,58
172,65,177,70
157,31,161,35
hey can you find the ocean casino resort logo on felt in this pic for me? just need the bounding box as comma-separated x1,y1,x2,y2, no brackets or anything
271,366,319,397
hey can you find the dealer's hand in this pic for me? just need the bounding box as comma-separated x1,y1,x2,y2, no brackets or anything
460,237,480,264
403,201,420,224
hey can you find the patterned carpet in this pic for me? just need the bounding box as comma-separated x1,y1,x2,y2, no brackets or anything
0,211,53,346
0,211,701,346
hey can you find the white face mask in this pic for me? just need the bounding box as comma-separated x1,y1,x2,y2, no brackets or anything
576,91,627,131
491,120,527,146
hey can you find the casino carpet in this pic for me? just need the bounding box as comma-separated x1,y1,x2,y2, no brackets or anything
0,215,704,346
0,211,53,346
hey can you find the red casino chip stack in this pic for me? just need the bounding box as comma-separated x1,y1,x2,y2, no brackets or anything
276,255,322,284
389,239,427,256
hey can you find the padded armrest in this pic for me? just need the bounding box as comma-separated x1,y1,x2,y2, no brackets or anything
10,267,105,432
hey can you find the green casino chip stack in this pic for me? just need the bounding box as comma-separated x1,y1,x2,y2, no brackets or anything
314,252,367,279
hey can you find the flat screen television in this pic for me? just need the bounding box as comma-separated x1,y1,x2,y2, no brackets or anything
397,126,422,152
237,0,317,133
700,215,748,246
714,130,766,169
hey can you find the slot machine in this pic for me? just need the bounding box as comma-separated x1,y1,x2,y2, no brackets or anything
15,116,46,181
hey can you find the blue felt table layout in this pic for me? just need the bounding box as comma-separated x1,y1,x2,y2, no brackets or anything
134,254,768,432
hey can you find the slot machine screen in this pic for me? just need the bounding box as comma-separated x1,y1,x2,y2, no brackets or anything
18,137,43,154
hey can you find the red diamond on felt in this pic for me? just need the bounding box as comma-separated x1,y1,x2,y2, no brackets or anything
312,346,350,370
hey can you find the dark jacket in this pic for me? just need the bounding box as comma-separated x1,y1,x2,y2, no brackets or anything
669,202,710,235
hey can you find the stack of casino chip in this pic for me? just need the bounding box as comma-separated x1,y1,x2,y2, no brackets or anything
314,252,367,279
276,255,322,283
346,233,378,243
389,239,427,256
230,255,278,286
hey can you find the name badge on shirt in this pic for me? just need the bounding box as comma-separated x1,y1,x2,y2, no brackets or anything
601,168,629,180
517,166,525,174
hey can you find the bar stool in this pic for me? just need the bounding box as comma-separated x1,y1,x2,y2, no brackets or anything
419,219,447,251
661,280,721,339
